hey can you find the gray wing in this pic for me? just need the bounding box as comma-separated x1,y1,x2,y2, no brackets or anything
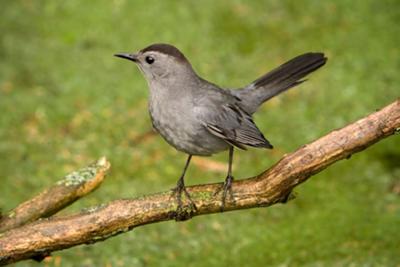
193,78,273,150
203,102,273,150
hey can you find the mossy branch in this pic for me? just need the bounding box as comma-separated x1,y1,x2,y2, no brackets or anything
0,99,399,266
0,157,110,233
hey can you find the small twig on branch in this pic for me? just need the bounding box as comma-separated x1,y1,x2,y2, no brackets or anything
0,99,399,265
0,157,110,233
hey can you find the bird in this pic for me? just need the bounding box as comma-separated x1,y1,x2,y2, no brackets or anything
115,43,327,217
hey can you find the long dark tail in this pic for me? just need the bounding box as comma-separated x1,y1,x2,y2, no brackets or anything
234,52,327,114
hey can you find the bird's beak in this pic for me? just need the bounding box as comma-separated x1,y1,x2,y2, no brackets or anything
114,53,138,62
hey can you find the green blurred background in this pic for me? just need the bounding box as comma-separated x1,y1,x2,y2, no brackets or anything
1,0,399,266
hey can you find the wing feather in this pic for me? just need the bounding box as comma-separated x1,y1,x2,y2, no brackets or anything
204,103,273,150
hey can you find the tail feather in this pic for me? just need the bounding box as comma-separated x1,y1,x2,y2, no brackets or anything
235,52,327,114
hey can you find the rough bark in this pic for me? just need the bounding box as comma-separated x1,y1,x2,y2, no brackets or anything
0,157,110,233
0,99,399,265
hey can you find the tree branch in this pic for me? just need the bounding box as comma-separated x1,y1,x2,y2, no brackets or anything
0,99,399,265
0,157,110,233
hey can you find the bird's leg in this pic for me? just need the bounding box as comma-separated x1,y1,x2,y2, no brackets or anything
220,146,235,211
171,155,197,220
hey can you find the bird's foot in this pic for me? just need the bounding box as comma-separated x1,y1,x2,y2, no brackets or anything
214,174,235,212
170,182,197,221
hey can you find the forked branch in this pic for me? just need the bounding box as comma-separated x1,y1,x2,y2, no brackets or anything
0,99,399,265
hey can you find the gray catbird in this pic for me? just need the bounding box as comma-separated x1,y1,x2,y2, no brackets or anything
115,43,327,215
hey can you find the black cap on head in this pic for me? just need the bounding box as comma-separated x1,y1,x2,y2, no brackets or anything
141,43,188,63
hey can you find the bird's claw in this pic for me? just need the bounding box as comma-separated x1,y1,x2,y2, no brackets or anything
214,175,235,212
170,184,197,221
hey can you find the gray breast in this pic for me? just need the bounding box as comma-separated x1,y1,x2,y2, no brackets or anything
148,93,229,156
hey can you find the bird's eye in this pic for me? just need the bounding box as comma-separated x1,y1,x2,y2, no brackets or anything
145,56,155,64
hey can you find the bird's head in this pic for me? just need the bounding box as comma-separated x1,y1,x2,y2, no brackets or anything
115,43,196,86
